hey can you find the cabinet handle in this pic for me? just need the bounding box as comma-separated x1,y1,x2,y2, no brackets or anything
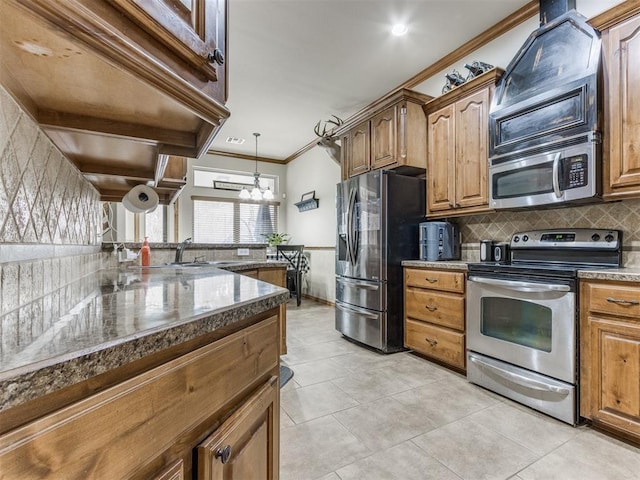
425,337,438,347
424,278,438,283
215,445,232,464
606,297,640,306
425,305,438,312
208,48,225,66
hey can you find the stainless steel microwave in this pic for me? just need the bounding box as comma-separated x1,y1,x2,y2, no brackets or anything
489,133,601,210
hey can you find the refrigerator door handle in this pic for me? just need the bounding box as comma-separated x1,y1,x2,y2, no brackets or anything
336,301,380,319
336,277,379,290
347,188,358,266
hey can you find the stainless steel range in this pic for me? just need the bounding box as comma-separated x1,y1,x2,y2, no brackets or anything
466,229,622,425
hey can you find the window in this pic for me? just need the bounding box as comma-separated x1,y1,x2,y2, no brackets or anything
193,167,277,193
193,197,279,244
144,206,166,242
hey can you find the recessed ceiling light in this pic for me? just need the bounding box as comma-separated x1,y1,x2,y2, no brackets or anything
391,24,408,36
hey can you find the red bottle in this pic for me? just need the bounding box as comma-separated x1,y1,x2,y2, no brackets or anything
141,236,151,266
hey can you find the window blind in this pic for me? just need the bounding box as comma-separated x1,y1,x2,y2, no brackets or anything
193,198,279,244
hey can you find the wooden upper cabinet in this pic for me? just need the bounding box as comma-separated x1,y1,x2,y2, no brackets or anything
340,89,432,179
348,121,372,177
427,104,456,212
371,106,397,170
423,69,502,218
455,89,490,208
0,0,230,204
603,12,640,200
111,0,227,99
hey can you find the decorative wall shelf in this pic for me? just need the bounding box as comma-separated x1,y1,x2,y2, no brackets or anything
295,191,319,212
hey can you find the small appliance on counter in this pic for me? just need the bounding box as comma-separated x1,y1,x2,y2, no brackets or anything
419,221,460,261
493,242,510,263
479,240,495,262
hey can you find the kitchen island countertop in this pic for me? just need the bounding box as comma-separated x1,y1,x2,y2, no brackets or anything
401,260,469,270
0,263,289,412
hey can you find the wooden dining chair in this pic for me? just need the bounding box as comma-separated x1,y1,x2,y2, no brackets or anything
276,245,304,306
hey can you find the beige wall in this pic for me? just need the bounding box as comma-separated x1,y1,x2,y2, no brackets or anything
0,85,102,319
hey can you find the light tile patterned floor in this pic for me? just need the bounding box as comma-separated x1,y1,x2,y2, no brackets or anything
280,301,640,480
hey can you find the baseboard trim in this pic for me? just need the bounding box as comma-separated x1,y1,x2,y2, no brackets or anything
302,294,335,307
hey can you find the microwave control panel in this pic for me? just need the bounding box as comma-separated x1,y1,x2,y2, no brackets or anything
561,154,588,189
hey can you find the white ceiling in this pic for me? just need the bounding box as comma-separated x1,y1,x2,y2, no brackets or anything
208,0,532,160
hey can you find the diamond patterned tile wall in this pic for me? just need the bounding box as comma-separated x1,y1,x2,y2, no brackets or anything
1,85,102,319
456,199,640,265
0,86,101,246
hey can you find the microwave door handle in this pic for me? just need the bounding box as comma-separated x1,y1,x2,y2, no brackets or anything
469,355,570,395
468,276,571,293
552,152,563,198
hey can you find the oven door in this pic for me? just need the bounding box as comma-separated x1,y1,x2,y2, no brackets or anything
489,139,598,210
466,274,576,383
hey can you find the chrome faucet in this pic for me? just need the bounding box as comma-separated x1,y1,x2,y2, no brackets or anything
174,237,192,263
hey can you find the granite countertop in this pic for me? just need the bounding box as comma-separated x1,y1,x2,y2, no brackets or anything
401,260,469,271
0,264,290,411
578,267,640,282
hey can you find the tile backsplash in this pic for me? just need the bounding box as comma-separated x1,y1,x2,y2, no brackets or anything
0,86,101,247
455,199,640,266
0,84,102,319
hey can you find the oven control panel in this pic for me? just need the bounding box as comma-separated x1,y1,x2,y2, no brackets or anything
511,229,621,250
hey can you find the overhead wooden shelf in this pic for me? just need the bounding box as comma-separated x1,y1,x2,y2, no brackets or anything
0,0,229,204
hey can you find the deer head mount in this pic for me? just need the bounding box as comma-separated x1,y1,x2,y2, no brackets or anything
314,115,344,165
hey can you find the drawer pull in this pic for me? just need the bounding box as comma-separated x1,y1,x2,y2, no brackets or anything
606,297,639,306
425,305,438,312
425,337,438,347
425,277,438,283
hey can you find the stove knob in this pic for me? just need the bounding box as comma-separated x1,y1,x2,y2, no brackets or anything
591,233,600,242
513,236,520,243
522,235,529,242
605,234,614,243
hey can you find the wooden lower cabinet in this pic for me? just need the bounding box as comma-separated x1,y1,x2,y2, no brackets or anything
580,280,640,443
0,315,280,479
257,267,288,355
404,267,466,371
198,376,278,479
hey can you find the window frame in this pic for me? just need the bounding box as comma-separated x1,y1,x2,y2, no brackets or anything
191,195,280,244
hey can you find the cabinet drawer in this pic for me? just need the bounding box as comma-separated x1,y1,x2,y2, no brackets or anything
584,282,640,320
405,288,464,330
405,268,465,293
405,319,465,369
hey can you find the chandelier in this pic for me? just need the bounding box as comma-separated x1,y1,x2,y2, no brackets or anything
239,132,273,200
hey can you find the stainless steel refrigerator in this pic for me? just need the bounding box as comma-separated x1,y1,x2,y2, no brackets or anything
335,170,425,353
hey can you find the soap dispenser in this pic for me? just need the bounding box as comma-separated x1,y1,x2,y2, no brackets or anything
141,236,151,266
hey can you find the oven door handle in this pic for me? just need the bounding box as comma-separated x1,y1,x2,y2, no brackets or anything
468,276,571,293
552,152,563,199
469,355,571,395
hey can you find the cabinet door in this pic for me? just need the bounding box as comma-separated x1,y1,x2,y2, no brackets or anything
583,316,640,437
150,460,184,480
340,132,350,180
197,376,279,480
455,89,490,208
348,121,371,177
258,268,288,355
427,105,456,212
371,106,397,170
604,14,640,198
111,0,226,86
